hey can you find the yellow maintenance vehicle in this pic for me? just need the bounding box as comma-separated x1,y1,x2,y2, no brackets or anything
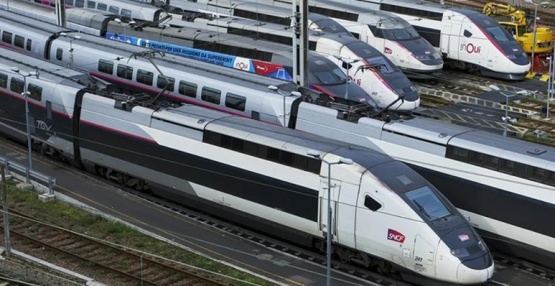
483,2,553,75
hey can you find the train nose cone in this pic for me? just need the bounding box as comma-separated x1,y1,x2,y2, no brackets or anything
456,254,494,284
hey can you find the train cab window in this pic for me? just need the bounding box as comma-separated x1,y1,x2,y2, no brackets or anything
0,73,7,88
406,186,450,220
26,39,32,51
97,3,107,11
498,158,515,174
157,75,175,92
178,81,197,97
201,87,221,104
468,151,484,166
463,30,472,38
56,48,63,61
526,167,545,182
98,59,114,74
14,35,25,49
364,195,382,211
2,31,12,44
121,9,132,17
109,6,119,14
136,69,154,86
483,155,499,170
10,78,24,94
28,84,42,101
87,0,96,8
225,93,246,111
74,0,85,7
116,64,133,80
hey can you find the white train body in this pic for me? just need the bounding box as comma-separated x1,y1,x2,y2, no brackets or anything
294,102,555,270
171,0,443,75
328,0,530,80
168,15,419,110
0,43,493,284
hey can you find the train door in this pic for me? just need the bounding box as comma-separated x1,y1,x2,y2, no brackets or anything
413,235,436,276
441,23,461,60
319,179,341,243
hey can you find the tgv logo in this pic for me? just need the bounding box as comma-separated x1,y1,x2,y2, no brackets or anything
387,229,406,243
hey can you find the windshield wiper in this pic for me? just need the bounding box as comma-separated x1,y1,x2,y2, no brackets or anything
413,200,438,220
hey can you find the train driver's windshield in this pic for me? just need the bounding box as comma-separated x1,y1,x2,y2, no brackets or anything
486,26,511,43
311,59,347,85
365,56,395,74
378,27,420,41
405,186,451,220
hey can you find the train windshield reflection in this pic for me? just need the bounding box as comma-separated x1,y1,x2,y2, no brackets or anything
486,26,511,42
365,56,396,74
378,27,420,41
312,65,347,85
406,186,451,220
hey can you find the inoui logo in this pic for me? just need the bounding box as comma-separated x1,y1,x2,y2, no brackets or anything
387,228,406,243
36,120,51,131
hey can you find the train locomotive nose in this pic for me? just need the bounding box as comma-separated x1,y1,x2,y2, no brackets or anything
456,254,494,284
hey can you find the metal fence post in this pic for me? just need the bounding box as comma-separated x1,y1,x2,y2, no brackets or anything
1,164,11,256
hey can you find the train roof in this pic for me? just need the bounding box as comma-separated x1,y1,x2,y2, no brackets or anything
61,32,292,87
0,48,89,87
0,8,71,35
66,0,165,21
157,103,396,169
384,116,471,145
451,8,502,26
0,11,296,90
309,0,411,28
138,24,296,57
450,130,555,170
384,116,555,169
192,16,377,47
375,0,450,14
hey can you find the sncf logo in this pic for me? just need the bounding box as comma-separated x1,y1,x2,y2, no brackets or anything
384,47,392,54
387,229,405,243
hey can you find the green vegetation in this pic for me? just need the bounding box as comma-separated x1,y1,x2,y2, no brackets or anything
4,181,277,286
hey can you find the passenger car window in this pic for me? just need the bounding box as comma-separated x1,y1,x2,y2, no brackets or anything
201,87,221,104
97,3,107,11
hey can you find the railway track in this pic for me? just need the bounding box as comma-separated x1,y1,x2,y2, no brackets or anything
0,209,228,286
413,70,555,145
2,136,555,286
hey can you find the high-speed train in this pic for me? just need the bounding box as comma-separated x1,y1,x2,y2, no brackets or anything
2,6,551,271
0,1,386,110
14,0,175,19
326,0,530,80
4,0,419,110
0,8,313,127
292,103,555,270
168,14,419,110
0,47,494,285
175,0,444,75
